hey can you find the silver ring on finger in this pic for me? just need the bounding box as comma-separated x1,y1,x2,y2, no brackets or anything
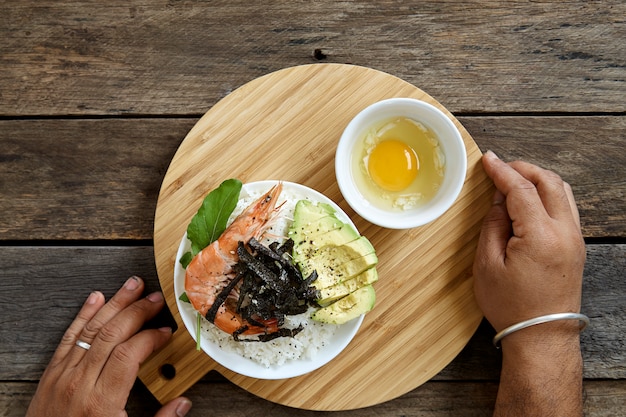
75,339,91,350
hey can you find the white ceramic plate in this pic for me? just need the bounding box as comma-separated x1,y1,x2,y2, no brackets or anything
174,181,364,379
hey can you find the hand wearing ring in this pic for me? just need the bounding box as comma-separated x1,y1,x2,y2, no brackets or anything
25,276,192,417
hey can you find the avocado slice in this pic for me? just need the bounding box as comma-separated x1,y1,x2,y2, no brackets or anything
303,252,378,289
289,199,379,324
318,235,376,260
290,216,359,262
298,236,378,288
299,235,374,267
311,284,376,324
292,199,336,222
288,200,359,261
318,267,379,305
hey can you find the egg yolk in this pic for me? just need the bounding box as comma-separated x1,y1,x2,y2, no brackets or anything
367,139,419,191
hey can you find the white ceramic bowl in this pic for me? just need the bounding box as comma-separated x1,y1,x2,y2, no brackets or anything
174,181,364,379
335,98,467,229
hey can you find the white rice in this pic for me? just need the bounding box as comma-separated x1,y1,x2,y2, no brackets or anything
199,186,339,368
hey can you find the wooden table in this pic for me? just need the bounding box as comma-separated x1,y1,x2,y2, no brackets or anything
1,1,624,416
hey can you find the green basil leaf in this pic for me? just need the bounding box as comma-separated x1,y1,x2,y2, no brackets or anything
179,292,190,303
187,178,242,256
179,251,193,269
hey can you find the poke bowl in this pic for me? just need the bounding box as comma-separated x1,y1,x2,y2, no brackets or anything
173,181,373,380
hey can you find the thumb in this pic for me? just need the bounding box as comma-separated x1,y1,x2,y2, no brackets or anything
154,397,192,417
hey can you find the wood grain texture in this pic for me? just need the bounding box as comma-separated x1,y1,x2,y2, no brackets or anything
1,0,624,116
2,380,625,417
1,245,622,382
1,116,623,240
140,63,488,409
1,1,624,415
0,118,194,240
461,116,626,239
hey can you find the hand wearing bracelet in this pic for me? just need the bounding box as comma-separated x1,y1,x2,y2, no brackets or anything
492,313,590,348
473,153,587,416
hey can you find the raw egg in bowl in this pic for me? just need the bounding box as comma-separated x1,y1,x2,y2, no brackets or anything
335,98,467,229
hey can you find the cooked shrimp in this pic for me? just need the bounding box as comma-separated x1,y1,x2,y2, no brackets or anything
185,183,283,336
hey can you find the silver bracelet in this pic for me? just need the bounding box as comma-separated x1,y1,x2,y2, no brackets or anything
493,312,590,348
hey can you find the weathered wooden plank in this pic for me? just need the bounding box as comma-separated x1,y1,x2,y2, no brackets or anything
461,116,626,239
1,0,624,116
0,245,623,381
1,380,624,417
131,379,626,417
1,116,623,240
0,118,193,240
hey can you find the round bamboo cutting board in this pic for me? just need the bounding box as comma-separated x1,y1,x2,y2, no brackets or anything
138,63,494,410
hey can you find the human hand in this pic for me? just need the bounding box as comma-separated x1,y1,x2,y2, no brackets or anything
473,151,586,335
26,276,192,417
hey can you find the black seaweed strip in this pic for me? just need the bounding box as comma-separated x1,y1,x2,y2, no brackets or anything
204,271,244,323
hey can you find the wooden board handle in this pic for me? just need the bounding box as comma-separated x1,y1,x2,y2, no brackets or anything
138,328,217,404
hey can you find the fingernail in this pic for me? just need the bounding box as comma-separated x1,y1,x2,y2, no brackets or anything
484,150,499,160
86,291,100,305
147,291,164,302
158,327,172,334
176,398,192,417
125,276,141,291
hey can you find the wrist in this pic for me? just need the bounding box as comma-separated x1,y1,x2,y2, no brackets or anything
500,320,582,370
495,321,584,417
